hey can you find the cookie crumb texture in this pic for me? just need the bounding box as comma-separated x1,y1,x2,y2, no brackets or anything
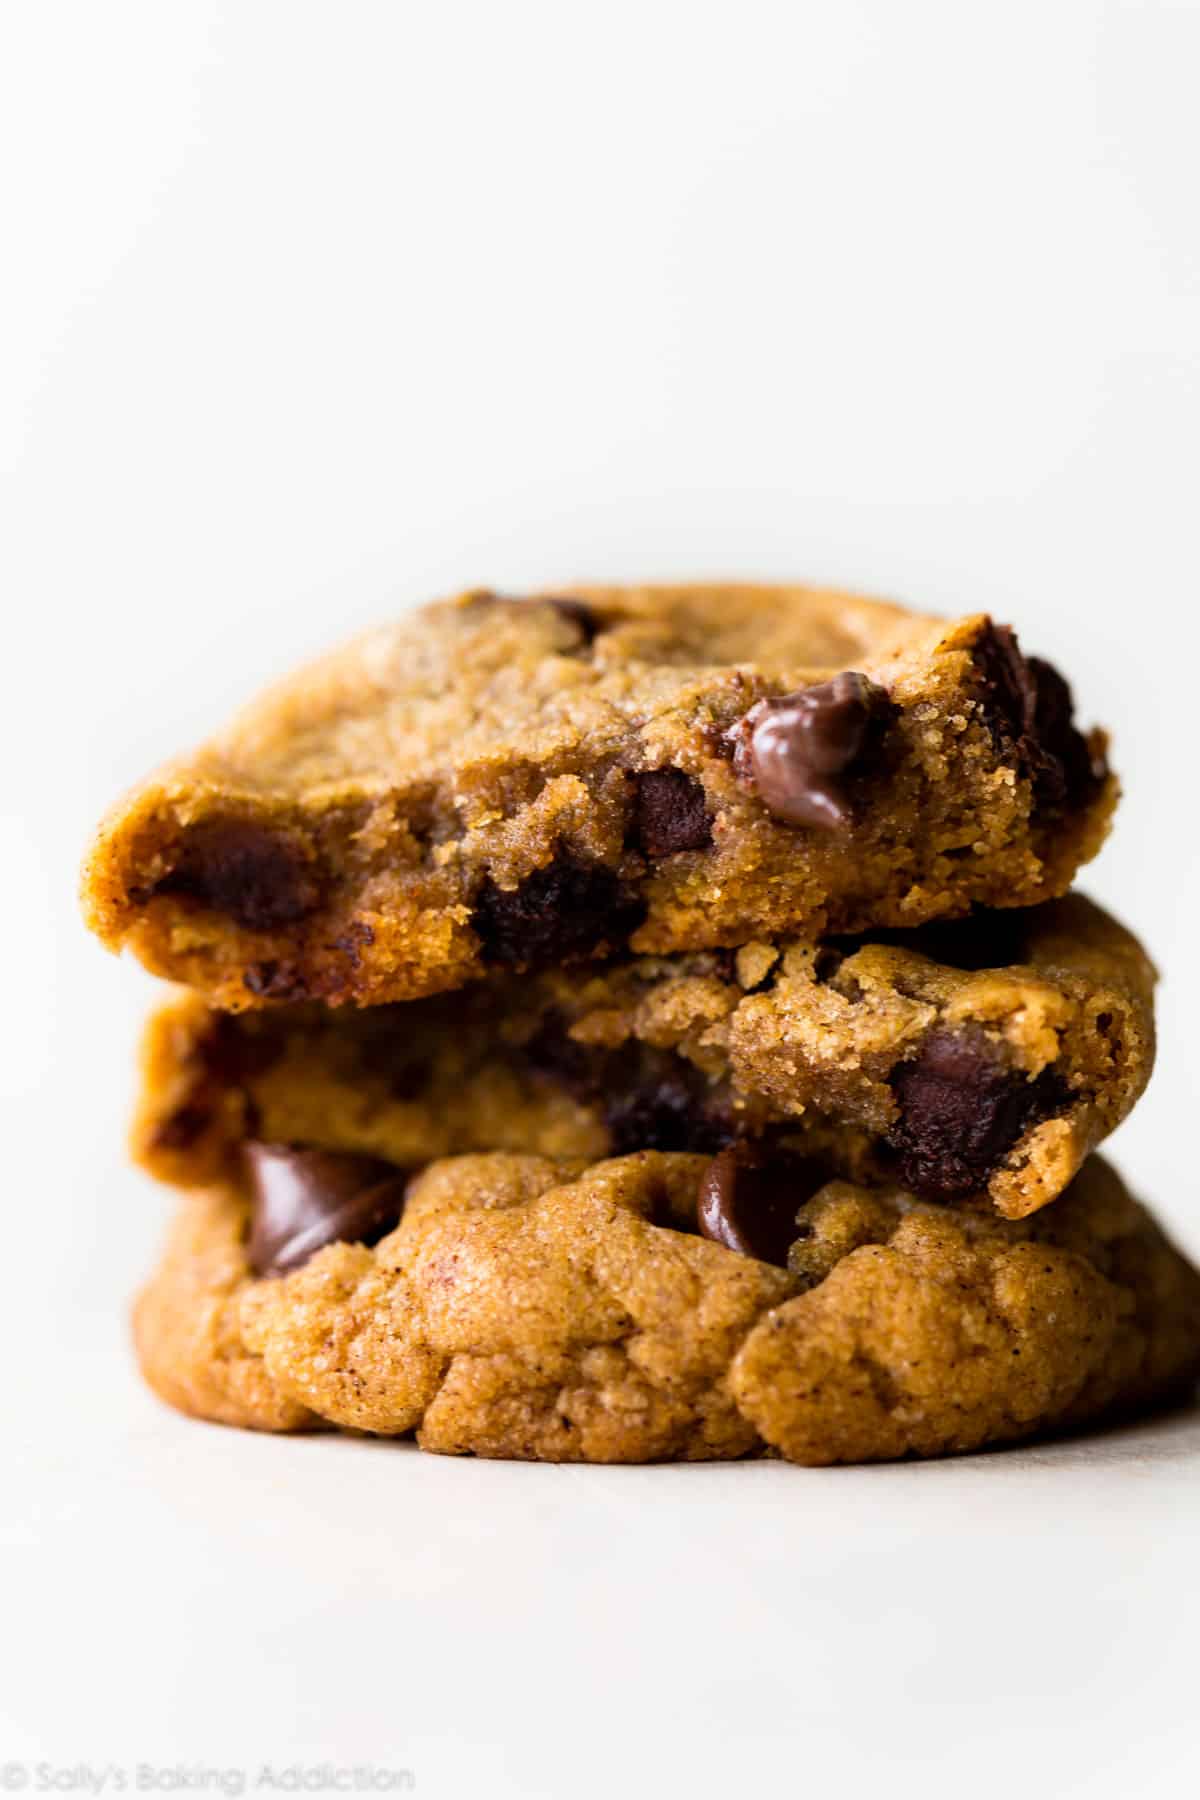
82,586,1114,1010
135,896,1155,1220
133,1152,1200,1465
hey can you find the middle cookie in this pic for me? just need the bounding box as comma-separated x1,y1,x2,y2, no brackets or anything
136,893,1154,1221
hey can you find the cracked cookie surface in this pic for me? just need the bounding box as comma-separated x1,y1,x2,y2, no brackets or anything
135,895,1154,1220
133,1151,1200,1464
83,584,1114,1010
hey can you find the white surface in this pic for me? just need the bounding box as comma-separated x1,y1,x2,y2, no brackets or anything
3,2,1199,1793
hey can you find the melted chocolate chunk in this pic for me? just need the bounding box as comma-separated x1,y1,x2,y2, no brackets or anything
972,622,1103,813
157,820,322,931
473,856,645,968
522,1022,731,1154
886,1028,1070,1202
631,769,713,858
730,671,890,829
697,1145,821,1267
521,1012,736,1155
244,1143,409,1277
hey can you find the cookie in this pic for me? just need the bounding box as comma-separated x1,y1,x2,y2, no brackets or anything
134,895,1154,1220
82,585,1114,1011
132,1150,1200,1464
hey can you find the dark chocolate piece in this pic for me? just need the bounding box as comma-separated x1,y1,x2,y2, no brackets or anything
697,1145,817,1267
244,1143,409,1277
521,1019,730,1154
972,622,1103,813
731,672,888,829
157,820,322,931
520,1018,731,1156
886,1028,1069,1202
631,769,713,858
472,856,645,967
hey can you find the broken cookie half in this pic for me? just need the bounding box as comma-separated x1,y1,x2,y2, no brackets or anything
134,894,1154,1221
82,584,1114,1010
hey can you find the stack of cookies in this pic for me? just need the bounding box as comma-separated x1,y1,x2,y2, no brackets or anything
82,585,1200,1463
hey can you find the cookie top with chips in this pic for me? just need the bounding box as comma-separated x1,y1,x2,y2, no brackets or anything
83,584,1114,1009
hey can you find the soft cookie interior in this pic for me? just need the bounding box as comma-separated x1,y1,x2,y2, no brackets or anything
133,895,1154,1220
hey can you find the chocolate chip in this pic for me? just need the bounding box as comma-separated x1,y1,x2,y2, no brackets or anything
157,820,322,931
730,672,890,829
244,1143,409,1277
473,856,645,968
885,1028,1070,1202
630,769,713,858
520,1020,732,1155
972,622,1104,813
697,1145,820,1267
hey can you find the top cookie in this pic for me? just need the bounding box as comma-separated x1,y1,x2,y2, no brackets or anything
82,584,1115,1010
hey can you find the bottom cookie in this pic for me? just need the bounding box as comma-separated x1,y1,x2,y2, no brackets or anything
133,1150,1200,1465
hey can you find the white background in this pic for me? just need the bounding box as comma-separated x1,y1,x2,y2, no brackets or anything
3,2,1199,1794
